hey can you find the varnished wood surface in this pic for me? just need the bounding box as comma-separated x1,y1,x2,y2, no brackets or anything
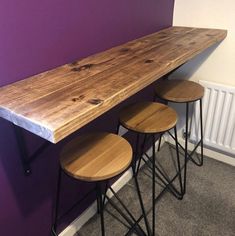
155,79,204,102
0,27,227,143
119,102,177,133
60,133,132,181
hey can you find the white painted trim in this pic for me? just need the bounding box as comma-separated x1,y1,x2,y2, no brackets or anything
59,201,97,236
200,147,235,166
166,136,235,167
59,138,163,236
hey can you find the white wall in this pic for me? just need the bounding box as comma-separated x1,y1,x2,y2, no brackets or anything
173,0,235,86
169,1,235,156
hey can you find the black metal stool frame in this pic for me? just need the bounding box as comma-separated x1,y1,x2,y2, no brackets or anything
155,97,204,195
51,157,151,236
117,123,184,236
134,131,183,200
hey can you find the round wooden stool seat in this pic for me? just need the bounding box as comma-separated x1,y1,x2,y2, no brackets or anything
60,133,132,182
119,102,178,134
155,79,204,103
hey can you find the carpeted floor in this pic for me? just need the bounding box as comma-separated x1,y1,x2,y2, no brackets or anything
76,144,235,236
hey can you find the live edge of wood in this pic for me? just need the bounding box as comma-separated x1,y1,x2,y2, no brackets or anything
0,26,227,143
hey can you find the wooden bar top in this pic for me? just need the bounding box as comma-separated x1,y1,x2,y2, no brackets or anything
0,27,227,143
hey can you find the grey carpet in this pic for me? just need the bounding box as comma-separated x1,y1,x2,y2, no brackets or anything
76,143,235,236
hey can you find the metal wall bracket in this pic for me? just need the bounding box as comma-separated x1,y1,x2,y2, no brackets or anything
162,63,185,80
13,125,50,176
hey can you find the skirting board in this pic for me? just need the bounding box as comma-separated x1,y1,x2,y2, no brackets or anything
59,136,164,236
166,136,235,167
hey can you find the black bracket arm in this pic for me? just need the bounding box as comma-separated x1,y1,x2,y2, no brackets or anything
162,63,186,80
13,125,51,176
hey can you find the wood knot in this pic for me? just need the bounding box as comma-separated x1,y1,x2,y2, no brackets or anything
145,59,154,64
82,64,93,69
206,34,214,37
72,95,85,102
120,48,129,53
71,64,94,72
71,67,81,72
88,98,103,105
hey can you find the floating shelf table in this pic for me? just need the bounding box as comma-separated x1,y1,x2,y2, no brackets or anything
0,26,227,173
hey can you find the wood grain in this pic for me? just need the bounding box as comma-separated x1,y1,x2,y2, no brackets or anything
60,133,132,181
0,27,227,143
155,80,205,102
119,102,178,133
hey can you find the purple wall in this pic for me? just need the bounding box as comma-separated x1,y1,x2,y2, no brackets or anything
0,1,174,235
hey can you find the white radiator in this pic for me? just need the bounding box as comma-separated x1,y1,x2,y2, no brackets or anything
190,80,235,156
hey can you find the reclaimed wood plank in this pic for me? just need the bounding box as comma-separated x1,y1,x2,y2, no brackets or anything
0,27,227,143
0,27,195,108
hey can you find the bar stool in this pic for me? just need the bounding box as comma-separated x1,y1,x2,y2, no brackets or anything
118,102,183,236
51,132,150,236
155,79,204,195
